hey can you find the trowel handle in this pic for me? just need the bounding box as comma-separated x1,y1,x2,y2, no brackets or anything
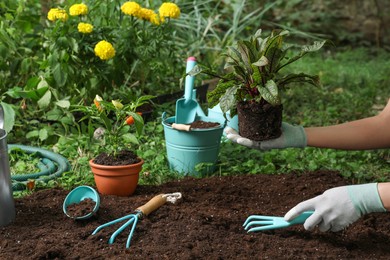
172,123,191,131
136,194,167,216
184,57,197,101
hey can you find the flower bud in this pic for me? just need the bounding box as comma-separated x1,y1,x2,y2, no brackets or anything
112,100,124,110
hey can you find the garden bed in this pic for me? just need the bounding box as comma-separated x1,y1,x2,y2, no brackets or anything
1,170,390,259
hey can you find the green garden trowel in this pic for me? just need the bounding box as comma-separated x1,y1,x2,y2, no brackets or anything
175,57,198,124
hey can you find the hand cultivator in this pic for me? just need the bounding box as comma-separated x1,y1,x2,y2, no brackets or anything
243,211,313,232
92,192,182,248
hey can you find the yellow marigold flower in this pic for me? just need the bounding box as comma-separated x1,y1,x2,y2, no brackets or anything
78,22,93,34
47,8,59,21
159,2,180,19
150,13,161,25
121,2,141,17
94,40,116,60
47,8,68,22
138,8,155,21
112,100,124,110
69,3,88,16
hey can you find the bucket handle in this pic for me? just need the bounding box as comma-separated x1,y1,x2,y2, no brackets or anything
161,112,168,122
0,104,3,130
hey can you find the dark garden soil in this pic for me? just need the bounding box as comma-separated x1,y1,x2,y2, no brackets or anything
66,198,97,218
1,170,390,259
237,100,283,141
190,120,220,129
93,150,141,166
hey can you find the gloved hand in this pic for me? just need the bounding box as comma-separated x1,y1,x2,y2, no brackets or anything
284,183,386,232
224,122,307,150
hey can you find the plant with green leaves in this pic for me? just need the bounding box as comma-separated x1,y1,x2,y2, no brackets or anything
72,94,154,158
191,29,326,117
40,1,182,100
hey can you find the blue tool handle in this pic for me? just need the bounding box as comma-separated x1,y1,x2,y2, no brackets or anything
184,57,196,101
288,211,314,225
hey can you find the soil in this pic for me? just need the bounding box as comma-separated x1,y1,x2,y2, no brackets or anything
1,170,390,259
237,100,283,141
66,198,97,218
190,120,220,129
168,120,220,130
93,150,140,166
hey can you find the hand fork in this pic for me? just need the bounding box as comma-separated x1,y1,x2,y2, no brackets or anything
92,192,182,248
243,211,314,232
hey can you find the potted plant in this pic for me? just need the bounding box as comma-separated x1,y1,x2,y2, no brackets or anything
73,94,154,196
190,29,325,141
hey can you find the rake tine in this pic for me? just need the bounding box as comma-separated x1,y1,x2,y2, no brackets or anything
247,225,282,233
109,217,136,245
244,220,273,230
92,215,134,235
125,217,139,248
243,215,272,226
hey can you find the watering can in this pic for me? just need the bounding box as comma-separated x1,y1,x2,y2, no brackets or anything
0,104,15,226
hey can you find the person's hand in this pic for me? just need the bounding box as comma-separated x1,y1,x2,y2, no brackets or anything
224,122,307,150
284,183,386,232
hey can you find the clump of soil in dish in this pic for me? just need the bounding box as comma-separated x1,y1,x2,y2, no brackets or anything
93,150,140,166
1,170,390,259
66,198,96,218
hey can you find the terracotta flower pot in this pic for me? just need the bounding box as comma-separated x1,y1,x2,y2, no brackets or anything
89,159,144,197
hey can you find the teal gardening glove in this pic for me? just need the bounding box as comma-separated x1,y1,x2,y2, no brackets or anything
284,183,387,232
224,122,307,150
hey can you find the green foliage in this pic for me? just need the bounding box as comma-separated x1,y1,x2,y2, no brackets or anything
41,1,183,99
190,29,325,117
214,47,390,184
174,0,278,67
9,148,40,175
72,94,154,157
2,1,390,195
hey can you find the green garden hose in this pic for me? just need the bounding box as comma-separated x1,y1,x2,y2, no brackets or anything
11,157,56,181
9,144,71,191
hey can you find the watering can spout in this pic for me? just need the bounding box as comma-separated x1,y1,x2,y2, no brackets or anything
0,104,15,227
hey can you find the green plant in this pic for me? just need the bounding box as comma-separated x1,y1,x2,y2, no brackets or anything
174,0,278,67
9,148,40,175
72,94,154,157
191,29,325,117
40,1,183,100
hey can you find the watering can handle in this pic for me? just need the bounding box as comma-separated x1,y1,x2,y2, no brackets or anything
136,194,168,217
0,104,3,129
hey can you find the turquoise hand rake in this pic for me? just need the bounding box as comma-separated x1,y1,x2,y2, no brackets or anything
92,193,181,248
243,211,314,232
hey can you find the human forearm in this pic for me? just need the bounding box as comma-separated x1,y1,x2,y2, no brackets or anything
305,99,390,150
378,183,390,210
305,115,390,150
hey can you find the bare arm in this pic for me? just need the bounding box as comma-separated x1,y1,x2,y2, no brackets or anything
378,183,390,210
305,99,390,150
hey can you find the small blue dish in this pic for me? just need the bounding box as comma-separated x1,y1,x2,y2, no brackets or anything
63,185,100,220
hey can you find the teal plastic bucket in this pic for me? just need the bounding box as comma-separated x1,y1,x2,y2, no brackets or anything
208,104,238,135
162,113,225,175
